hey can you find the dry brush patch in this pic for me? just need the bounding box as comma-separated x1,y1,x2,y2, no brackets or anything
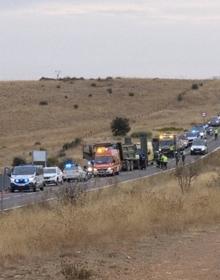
1,171,220,262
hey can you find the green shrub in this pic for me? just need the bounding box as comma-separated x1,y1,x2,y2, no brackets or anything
12,156,26,166
177,93,183,102
129,92,134,97
47,157,59,167
111,117,130,136
62,138,82,151
192,83,199,90
107,88,112,94
130,131,152,139
39,100,48,106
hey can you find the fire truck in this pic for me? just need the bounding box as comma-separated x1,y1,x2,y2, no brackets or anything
82,135,150,176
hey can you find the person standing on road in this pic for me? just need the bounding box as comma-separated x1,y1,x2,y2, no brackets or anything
175,151,180,166
214,128,219,140
181,150,185,165
161,154,168,169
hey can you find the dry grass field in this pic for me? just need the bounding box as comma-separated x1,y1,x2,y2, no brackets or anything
1,150,220,279
1,78,220,167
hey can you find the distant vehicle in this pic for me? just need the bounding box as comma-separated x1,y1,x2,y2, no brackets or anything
185,131,200,145
190,139,208,155
43,167,63,185
208,117,220,127
207,126,214,136
178,134,189,149
63,163,88,182
152,133,179,157
10,165,44,192
83,136,150,175
190,126,207,138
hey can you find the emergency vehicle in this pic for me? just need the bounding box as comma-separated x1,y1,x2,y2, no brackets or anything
93,146,121,176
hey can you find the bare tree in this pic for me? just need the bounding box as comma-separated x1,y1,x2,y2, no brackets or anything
175,164,199,194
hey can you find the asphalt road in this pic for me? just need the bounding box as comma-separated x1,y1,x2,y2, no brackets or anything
1,135,220,211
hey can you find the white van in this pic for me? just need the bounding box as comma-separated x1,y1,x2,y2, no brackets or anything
10,165,44,192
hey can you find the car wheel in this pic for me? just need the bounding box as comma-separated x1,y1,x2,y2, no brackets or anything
40,185,44,191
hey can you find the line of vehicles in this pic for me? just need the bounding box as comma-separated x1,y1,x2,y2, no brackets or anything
6,115,220,193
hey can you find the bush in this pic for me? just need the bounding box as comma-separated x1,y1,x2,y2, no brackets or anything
192,83,199,90
129,92,134,97
107,88,112,94
88,94,92,97
61,258,93,280
65,96,68,99
130,131,152,139
62,138,82,151
34,141,41,146
47,157,59,167
12,156,26,166
177,93,183,102
175,165,199,194
56,85,61,89
39,100,48,106
74,104,79,109
58,150,66,158
111,117,131,136
91,83,96,87
157,127,183,132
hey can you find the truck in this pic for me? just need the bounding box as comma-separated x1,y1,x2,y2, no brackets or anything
152,132,185,158
83,135,150,176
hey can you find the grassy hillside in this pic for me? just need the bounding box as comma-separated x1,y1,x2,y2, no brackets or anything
0,78,220,166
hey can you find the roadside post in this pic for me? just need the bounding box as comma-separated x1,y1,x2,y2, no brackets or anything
201,112,207,125
1,167,10,211
0,170,3,211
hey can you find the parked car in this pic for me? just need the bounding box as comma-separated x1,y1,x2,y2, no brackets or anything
10,165,44,192
190,139,208,155
63,164,88,182
43,167,63,185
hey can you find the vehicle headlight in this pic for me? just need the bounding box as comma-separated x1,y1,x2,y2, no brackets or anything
94,168,97,172
87,167,93,172
107,167,113,171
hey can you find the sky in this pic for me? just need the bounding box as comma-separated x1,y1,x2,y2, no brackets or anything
1,0,220,80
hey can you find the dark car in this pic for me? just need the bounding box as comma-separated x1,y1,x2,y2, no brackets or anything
208,117,220,127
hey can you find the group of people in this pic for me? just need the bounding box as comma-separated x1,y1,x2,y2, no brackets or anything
155,152,169,169
155,149,186,169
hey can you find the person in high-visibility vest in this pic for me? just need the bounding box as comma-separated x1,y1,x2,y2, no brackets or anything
161,154,168,169
214,128,219,140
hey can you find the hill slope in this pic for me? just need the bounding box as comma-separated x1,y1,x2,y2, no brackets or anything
0,78,219,166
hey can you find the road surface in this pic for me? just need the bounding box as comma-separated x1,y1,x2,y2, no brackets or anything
1,135,220,211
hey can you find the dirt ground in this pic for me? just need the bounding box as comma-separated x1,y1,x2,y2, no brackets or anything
1,226,220,280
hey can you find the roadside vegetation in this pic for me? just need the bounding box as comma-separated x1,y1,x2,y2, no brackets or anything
1,151,220,263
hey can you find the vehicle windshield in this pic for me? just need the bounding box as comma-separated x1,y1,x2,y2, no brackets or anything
44,168,56,174
64,166,77,171
186,132,198,137
192,139,205,145
12,166,36,175
191,127,202,132
95,156,113,164
160,140,173,147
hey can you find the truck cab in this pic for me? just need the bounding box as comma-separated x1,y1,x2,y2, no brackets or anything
93,147,121,176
